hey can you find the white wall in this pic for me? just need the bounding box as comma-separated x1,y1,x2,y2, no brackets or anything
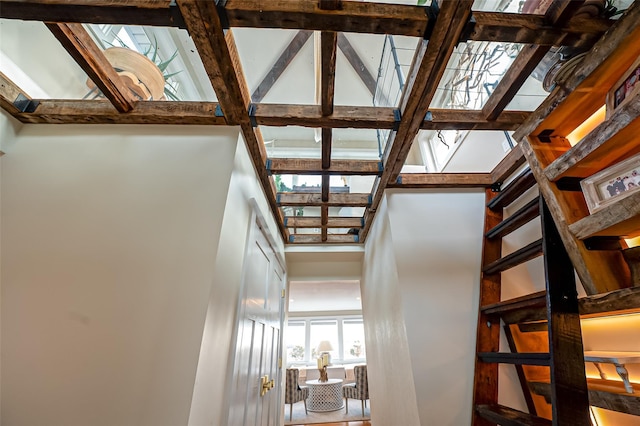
188,133,285,426
1,122,240,426
362,189,486,426
361,196,421,426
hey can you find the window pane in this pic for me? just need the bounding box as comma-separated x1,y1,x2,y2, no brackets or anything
285,321,306,362
310,320,338,360
343,319,366,361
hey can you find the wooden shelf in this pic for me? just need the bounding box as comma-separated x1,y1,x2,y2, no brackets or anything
544,90,640,182
569,190,640,239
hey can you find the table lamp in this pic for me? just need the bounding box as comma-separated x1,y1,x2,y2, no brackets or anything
317,340,334,365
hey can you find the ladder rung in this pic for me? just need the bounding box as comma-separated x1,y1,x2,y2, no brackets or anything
483,239,543,275
478,352,550,366
481,291,546,316
475,404,552,426
488,168,536,211
486,197,540,239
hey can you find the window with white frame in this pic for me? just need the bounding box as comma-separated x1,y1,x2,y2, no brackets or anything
285,316,366,365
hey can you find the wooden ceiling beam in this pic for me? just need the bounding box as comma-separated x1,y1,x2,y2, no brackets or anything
321,205,329,241
491,144,526,184
289,234,360,244
284,216,363,228
223,0,428,37
277,193,370,207
0,0,183,28
268,158,381,176
251,30,313,103
388,173,493,189
361,1,474,241
0,72,31,116
177,0,287,240
337,33,377,97
46,22,135,113
471,12,611,47
3,99,530,129
482,1,586,121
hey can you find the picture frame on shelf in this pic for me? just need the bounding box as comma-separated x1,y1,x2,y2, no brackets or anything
606,55,640,119
581,152,640,214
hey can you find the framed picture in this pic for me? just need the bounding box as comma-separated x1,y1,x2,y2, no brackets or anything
606,56,640,119
581,153,640,214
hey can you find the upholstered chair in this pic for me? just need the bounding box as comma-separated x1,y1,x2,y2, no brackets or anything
285,368,309,420
342,365,369,415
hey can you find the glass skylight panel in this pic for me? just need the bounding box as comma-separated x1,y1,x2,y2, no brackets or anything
275,175,347,193
430,41,524,110
374,35,418,108
262,126,320,159
472,0,541,13
334,33,383,107
85,24,216,102
234,28,315,105
332,128,381,160
505,73,547,111
1,19,91,99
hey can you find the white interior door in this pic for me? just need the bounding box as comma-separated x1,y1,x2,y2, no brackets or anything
227,216,285,426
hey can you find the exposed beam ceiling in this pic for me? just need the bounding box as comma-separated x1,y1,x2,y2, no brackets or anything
0,0,615,245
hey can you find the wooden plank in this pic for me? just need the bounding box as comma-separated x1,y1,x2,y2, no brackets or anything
623,247,640,286
471,189,503,426
520,138,630,294
46,23,135,113
579,286,640,317
544,93,640,181
256,105,529,130
482,1,584,121
513,1,640,142
485,197,540,239
491,144,526,185
321,174,330,203
532,379,640,416
321,128,332,170
289,234,360,244
487,169,536,211
478,352,551,366
0,72,30,116
503,325,539,415
268,158,381,175
389,173,492,188
483,45,550,121
0,1,182,28
481,291,547,317
284,216,362,228
178,1,250,124
569,191,640,239
475,404,551,426
223,0,429,37
12,100,227,125
321,205,328,242
483,239,543,275
177,0,286,241
337,33,376,97
362,0,474,241
541,198,591,426
251,30,312,103
321,31,338,117
470,12,611,47
277,193,370,207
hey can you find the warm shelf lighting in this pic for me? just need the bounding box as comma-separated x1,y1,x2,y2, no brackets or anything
625,236,640,248
566,105,607,146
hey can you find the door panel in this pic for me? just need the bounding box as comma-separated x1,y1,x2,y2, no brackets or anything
228,217,285,426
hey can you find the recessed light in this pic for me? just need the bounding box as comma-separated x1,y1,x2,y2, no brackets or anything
289,299,295,303
356,297,361,300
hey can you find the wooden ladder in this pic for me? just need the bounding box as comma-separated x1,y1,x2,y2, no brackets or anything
471,168,591,426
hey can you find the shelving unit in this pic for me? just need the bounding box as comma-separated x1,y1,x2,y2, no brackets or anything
513,1,640,294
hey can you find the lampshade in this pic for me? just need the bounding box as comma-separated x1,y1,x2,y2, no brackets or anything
317,340,334,352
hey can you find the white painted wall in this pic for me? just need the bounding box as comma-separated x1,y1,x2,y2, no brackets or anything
1,122,241,426
361,196,421,426
362,189,486,426
188,133,285,426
